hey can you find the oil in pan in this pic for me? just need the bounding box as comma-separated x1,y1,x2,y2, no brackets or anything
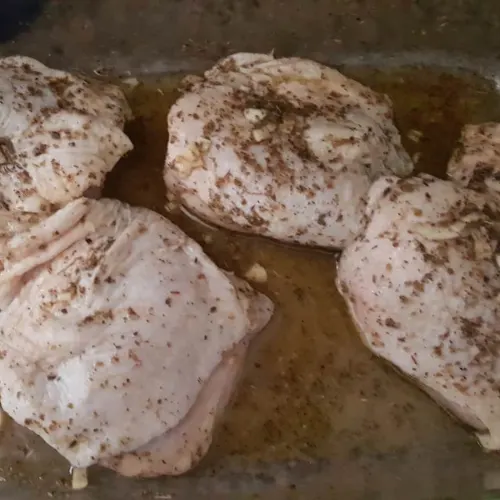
0,61,499,500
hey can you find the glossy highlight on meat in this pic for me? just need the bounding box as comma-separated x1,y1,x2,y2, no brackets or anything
0,198,273,472
0,56,133,212
165,52,413,249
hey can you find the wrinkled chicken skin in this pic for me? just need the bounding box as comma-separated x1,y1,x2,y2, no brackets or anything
0,198,273,472
0,56,133,212
337,173,500,449
165,52,413,249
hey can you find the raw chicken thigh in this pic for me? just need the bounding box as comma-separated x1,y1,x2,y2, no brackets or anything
165,52,413,249
0,198,273,474
337,173,500,449
0,56,133,212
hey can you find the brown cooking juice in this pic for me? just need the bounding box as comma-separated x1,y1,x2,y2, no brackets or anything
1,67,499,499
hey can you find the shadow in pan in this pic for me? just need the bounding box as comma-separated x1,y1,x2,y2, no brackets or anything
0,0,45,42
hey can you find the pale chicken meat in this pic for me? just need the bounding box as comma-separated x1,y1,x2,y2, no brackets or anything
337,173,500,449
0,198,273,474
0,56,133,212
165,52,413,249
102,340,246,477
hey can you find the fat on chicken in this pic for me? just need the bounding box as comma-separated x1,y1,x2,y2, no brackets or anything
165,52,413,249
337,173,500,450
0,56,133,212
0,198,273,474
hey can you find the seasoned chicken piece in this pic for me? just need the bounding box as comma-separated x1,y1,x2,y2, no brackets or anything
337,173,500,449
0,56,133,212
0,198,273,473
165,52,413,249
448,122,500,194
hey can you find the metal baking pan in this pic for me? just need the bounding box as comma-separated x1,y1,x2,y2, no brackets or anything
2,1,500,499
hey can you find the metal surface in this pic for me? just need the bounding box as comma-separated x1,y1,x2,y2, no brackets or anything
1,2,500,499
0,0,500,73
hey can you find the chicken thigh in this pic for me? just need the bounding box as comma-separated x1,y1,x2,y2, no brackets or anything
165,52,413,249
337,173,500,449
0,56,132,212
0,198,273,473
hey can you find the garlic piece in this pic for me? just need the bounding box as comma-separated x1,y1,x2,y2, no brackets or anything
195,137,211,153
413,212,483,241
244,108,267,124
244,263,268,283
252,128,271,142
122,77,140,89
461,212,483,224
496,254,500,268
164,201,178,212
174,139,210,178
413,222,466,241
174,159,195,178
407,129,423,143
252,73,273,85
471,228,494,260
252,123,276,142
71,467,88,490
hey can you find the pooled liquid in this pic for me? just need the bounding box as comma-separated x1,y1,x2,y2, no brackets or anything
1,67,500,500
